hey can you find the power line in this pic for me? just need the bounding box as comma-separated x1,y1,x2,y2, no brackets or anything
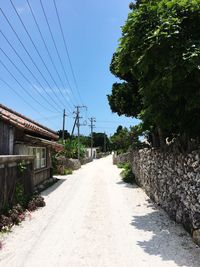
39,0,78,106
95,126,119,129
0,77,61,130
97,120,134,124
0,57,57,113
0,47,59,114
0,8,72,114
0,77,51,119
34,114,61,120
53,0,83,105
26,0,74,111
0,30,62,113
9,0,71,109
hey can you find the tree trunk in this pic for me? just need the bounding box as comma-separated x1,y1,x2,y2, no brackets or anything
157,127,166,150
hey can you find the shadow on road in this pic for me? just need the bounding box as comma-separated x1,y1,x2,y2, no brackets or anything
116,179,200,266
131,207,200,267
116,180,138,189
41,178,66,196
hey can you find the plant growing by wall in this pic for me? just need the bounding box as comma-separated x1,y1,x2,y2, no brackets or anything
64,168,73,175
64,139,86,159
17,161,27,174
14,182,28,208
120,163,135,184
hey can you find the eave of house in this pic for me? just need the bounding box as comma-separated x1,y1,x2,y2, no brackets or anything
23,135,64,152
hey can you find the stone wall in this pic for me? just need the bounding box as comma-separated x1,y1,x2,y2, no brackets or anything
131,148,200,245
113,152,131,165
80,157,93,165
56,156,81,174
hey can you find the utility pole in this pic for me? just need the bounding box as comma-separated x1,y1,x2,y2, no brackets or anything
74,106,87,161
88,117,96,159
71,113,78,136
104,131,107,153
62,109,67,143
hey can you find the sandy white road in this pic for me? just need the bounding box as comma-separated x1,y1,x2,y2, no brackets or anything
0,155,200,267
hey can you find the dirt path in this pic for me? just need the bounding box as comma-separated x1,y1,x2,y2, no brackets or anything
0,156,200,267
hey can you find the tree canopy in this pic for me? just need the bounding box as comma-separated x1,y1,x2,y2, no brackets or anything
110,125,143,153
108,0,200,147
57,130,71,140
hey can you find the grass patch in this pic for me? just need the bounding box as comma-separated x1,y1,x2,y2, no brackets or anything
120,163,135,184
117,163,126,169
64,168,73,175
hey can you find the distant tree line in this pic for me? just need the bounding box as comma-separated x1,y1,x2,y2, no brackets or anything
57,128,143,155
57,130,111,156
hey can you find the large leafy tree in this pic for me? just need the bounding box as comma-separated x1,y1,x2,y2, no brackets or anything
108,0,200,145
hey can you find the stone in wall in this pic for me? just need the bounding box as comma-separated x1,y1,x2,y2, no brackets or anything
113,152,131,165
80,157,93,165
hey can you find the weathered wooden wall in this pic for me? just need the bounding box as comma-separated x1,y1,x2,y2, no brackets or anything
33,169,51,187
0,155,34,211
0,120,14,155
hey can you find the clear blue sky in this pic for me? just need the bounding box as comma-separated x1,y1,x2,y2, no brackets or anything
0,0,139,136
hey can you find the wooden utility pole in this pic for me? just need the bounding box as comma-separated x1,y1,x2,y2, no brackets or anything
71,114,78,136
74,106,87,160
104,131,107,152
76,107,80,160
88,117,96,159
62,109,67,143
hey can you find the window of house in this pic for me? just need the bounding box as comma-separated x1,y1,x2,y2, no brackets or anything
15,145,47,170
27,146,46,170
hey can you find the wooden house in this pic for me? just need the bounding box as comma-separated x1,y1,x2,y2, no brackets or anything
0,104,63,186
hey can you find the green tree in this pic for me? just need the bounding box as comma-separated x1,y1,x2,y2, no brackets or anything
64,139,85,159
110,126,129,153
108,0,200,147
92,132,110,151
79,135,91,147
57,130,71,140
110,125,142,153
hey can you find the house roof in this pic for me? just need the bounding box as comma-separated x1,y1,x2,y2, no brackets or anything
0,104,59,140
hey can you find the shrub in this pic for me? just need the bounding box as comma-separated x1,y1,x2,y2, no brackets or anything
0,195,46,233
117,163,126,169
27,200,37,211
33,195,46,208
13,204,23,214
64,168,73,175
14,182,28,208
120,163,135,184
8,209,20,225
0,215,12,228
28,195,46,211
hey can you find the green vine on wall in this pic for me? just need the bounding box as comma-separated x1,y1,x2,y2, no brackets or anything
17,161,27,174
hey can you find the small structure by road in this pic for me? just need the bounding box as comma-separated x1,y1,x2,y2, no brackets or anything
0,104,63,209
